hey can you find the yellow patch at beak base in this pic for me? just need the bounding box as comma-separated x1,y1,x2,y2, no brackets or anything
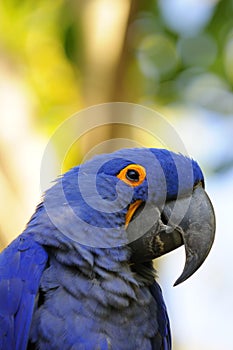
125,200,143,228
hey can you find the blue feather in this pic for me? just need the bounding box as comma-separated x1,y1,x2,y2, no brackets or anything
0,234,47,350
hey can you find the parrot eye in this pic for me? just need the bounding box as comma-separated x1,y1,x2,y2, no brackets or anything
126,169,140,182
117,164,146,187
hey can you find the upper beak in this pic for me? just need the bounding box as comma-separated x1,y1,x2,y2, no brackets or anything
128,184,216,286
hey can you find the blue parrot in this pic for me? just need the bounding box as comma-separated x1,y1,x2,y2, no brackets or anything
0,148,215,350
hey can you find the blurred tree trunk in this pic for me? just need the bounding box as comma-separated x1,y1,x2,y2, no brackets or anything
71,0,138,156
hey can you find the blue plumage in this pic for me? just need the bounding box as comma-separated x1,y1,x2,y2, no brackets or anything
0,234,47,350
0,148,211,350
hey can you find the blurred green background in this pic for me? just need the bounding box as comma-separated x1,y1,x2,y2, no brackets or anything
0,0,232,349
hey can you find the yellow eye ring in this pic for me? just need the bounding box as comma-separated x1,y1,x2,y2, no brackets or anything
117,164,146,187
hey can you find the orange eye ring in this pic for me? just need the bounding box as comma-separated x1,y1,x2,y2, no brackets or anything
117,164,146,187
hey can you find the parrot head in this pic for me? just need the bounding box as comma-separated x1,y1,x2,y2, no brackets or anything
42,148,215,285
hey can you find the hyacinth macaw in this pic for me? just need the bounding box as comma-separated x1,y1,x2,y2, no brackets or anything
0,148,215,350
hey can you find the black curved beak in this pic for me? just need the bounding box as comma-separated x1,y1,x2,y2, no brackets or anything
128,185,216,286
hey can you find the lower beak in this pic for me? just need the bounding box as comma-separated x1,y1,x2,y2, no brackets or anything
128,185,216,286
